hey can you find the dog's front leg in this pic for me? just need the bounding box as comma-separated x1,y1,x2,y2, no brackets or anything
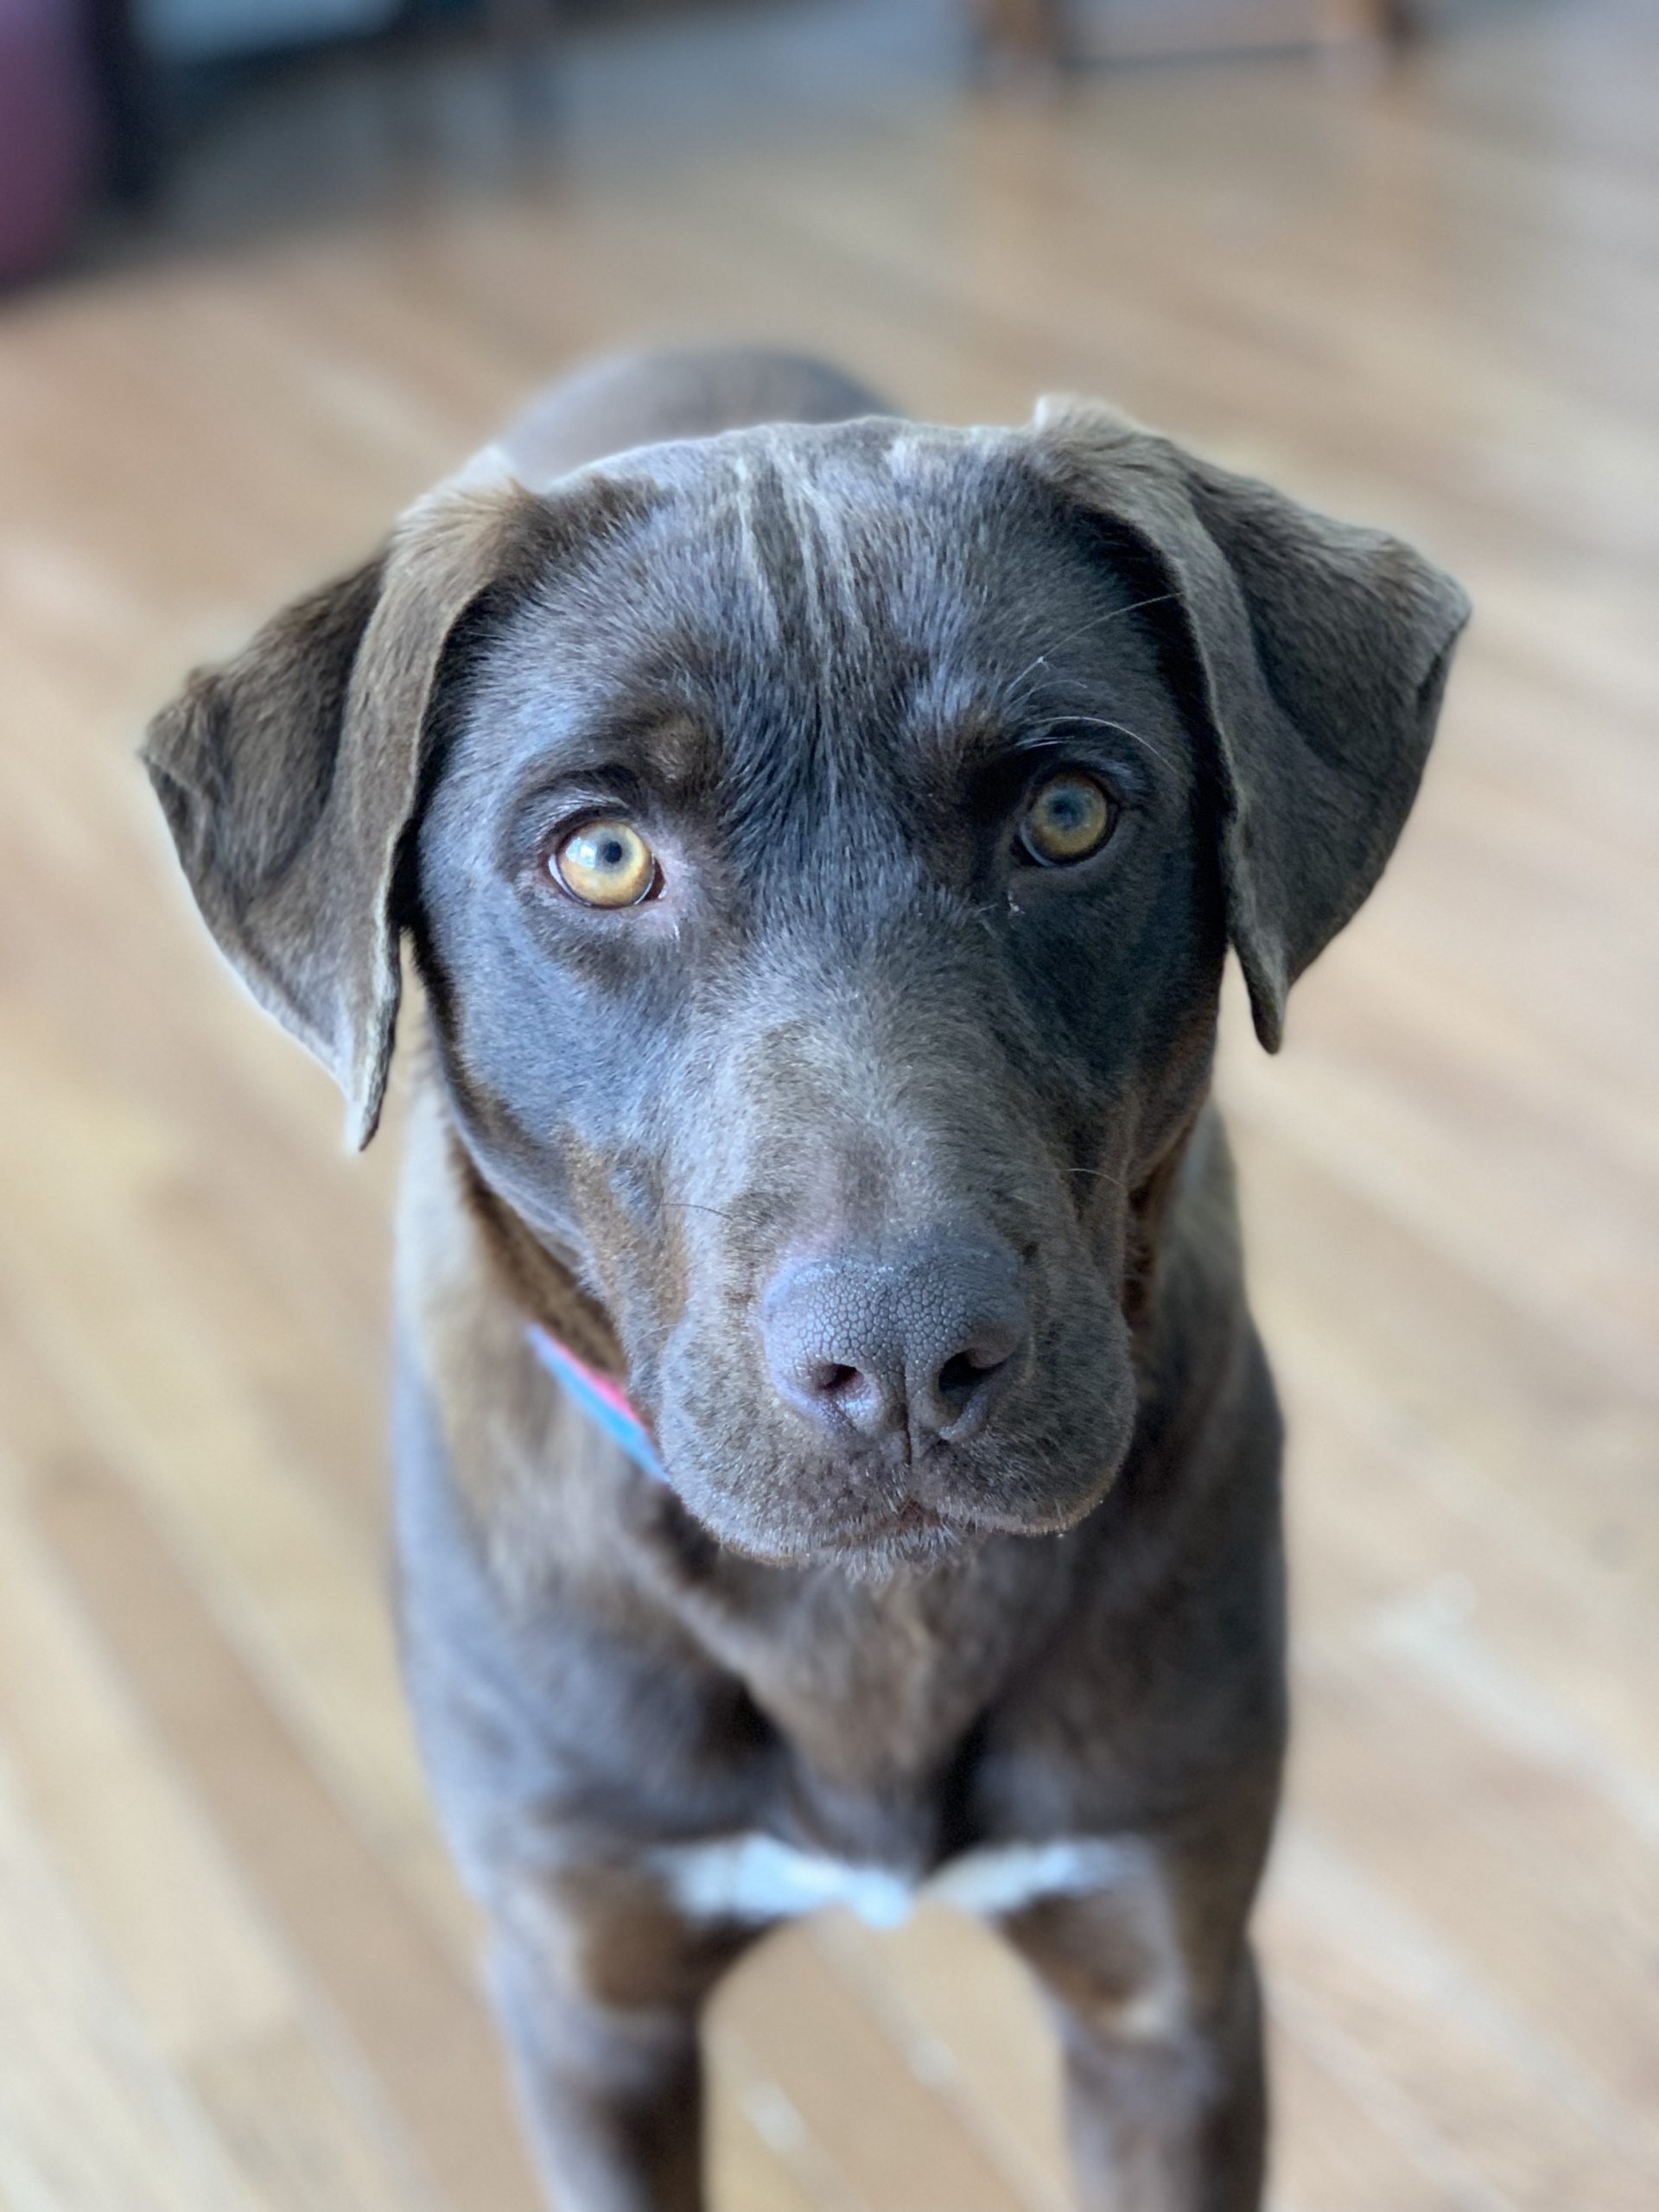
997,1849,1268,2212
485,1860,760,2212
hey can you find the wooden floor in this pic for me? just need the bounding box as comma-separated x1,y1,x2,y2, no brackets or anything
2,2,1656,2206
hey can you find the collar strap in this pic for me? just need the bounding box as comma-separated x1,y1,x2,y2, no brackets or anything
526,1322,665,1482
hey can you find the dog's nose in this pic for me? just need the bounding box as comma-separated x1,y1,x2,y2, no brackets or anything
763,1237,1029,1451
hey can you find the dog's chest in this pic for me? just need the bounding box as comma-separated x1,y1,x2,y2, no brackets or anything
661,1523,1077,1792
648,1828,1155,1929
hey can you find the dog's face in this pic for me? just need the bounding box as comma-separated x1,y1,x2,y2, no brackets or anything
415,425,1221,1565
145,402,1466,1573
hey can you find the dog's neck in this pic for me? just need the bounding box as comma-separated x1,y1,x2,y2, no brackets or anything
446,1128,629,1376
524,1320,665,1481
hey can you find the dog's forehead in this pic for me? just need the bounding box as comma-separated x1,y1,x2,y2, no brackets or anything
593,413,1006,512
582,415,1029,624
480,416,1112,721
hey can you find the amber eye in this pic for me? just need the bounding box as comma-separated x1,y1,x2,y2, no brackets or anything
551,818,658,907
1019,772,1116,866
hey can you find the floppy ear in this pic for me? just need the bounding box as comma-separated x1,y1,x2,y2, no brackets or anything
143,480,573,1147
1028,401,1470,1049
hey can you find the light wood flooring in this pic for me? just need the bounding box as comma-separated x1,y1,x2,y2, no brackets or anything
0,2,1655,2206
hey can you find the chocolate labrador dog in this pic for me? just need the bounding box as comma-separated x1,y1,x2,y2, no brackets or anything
145,346,1467,2211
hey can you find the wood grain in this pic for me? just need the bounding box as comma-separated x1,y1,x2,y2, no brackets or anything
1,2,1655,2205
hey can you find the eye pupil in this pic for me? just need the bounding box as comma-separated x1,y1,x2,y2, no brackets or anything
551,817,658,907
1020,772,1114,866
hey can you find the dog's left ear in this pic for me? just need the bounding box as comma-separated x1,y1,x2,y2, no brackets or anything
1027,401,1470,1049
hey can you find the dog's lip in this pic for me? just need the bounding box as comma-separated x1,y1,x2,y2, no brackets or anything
804,1493,955,1559
819,1482,1109,1554
868,1497,948,1538
680,1451,1125,1560
699,1478,1117,1573
836,1469,1118,1551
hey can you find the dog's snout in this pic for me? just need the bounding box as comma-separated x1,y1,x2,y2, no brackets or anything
763,1238,1029,1452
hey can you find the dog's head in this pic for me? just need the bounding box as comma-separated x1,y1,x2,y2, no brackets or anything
146,404,1465,1571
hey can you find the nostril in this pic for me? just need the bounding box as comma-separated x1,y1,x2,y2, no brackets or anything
772,1338,903,1440
926,1314,1026,1440
936,1344,1009,1408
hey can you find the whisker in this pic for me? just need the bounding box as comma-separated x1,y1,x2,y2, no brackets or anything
657,1199,738,1224
1070,1166,1128,1190
1001,593,1180,709
1023,710,1178,775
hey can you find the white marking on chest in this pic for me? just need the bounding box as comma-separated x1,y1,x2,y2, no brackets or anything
648,1831,1154,1931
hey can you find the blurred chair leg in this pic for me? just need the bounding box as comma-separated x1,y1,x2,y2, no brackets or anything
486,0,560,131
1331,0,1427,52
86,0,162,202
968,0,1070,76
487,0,559,63
1376,0,1427,48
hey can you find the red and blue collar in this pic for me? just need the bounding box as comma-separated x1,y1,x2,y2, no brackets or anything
526,1322,665,1482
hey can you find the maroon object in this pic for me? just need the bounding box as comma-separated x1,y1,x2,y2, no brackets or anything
0,0,98,282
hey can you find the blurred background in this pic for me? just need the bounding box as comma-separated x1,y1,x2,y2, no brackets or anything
1,2,1656,2209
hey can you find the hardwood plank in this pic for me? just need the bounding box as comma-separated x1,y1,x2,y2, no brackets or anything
31,1455,544,2212
0,1751,264,2212
714,1924,1035,2212
1261,1822,1659,2211
811,1906,1071,2212
1,1,1655,2204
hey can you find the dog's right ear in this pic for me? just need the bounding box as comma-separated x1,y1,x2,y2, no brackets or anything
143,480,578,1148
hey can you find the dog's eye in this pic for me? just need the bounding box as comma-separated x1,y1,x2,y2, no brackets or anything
551,818,658,907
1019,772,1116,867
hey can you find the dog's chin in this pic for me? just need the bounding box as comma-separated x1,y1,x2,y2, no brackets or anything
705,1509,980,1580
806,1492,984,1576
820,1516,975,1582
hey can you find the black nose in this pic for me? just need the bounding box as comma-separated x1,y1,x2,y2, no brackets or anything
762,1236,1029,1451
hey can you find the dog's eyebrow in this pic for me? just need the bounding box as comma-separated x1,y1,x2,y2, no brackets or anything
510,708,721,802
908,693,1176,795
632,713,719,791
917,705,1015,772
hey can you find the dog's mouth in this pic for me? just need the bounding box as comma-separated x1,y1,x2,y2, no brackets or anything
651,1281,1138,1573
849,1494,950,1551
887,1497,946,1535
797,1496,970,1579
709,1460,1123,1579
